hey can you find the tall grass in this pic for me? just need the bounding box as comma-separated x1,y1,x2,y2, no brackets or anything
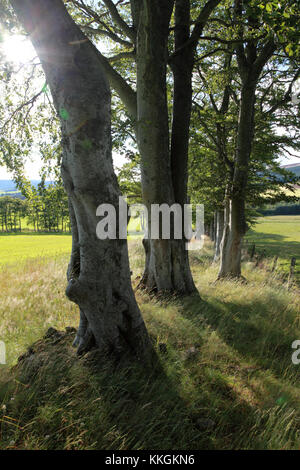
0,240,299,450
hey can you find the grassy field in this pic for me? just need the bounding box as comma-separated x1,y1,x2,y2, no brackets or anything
0,216,299,449
0,232,71,267
0,216,145,267
0,237,299,449
281,187,300,197
1,215,298,273
245,215,300,282
0,191,19,196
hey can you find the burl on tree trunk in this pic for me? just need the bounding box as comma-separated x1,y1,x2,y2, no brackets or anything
11,0,152,361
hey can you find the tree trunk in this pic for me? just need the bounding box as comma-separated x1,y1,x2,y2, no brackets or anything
213,209,224,262
170,0,193,209
169,0,196,294
217,25,276,280
209,217,215,242
218,198,243,277
11,0,151,360
134,0,195,294
218,82,256,278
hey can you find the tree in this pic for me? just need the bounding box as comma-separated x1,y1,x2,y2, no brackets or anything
0,195,26,232
189,8,300,269
24,181,71,233
10,0,151,360
217,0,300,278
62,0,222,294
189,0,300,278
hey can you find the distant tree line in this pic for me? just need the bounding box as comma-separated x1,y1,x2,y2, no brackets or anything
259,203,300,216
0,196,26,231
0,182,70,233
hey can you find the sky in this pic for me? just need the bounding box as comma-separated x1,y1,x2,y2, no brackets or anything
0,150,299,181
0,152,128,180
0,33,128,179
0,32,299,181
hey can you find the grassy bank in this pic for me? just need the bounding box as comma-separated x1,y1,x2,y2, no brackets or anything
0,240,299,450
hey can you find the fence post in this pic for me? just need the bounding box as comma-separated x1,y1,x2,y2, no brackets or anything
255,250,266,268
271,255,278,273
0,341,6,365
288,257,296,288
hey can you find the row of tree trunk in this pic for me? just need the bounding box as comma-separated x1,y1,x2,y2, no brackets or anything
9,0,279,362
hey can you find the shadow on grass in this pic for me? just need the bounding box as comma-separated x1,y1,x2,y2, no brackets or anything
175,292,299,380
245,230,300,255
0,331,210,450
0,325,273,450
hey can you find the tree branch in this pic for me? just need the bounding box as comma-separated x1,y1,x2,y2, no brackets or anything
253,37,276,77
196,65,218,112
69,0,134,46
195,47,228,62
95,50,137,120
190,0,223,46
264,69,300,115
0,89,44,131
108,50,135,63
101,0,136,42
227,86,239,107
81,25,133,47
170,0,222,59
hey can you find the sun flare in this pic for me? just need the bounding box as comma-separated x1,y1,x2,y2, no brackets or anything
1,34,36,64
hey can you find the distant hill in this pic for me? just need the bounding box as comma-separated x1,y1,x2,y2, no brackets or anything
0,180,53,197
0,180,19,193
281,163,300,178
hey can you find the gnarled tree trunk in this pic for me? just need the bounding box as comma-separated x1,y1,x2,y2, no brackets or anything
11,0,151,360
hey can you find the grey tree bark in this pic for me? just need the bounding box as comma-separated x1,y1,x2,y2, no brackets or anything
11,0,151,360
218,81,256,278
62,0,220,295
213,210,224,262
133,0,221,294
168,0,197,294
134,0,196,294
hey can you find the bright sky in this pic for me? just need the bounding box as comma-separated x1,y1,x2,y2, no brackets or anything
0,33,127,179
0,34,299,181
0,159,43,180
0,153,127,179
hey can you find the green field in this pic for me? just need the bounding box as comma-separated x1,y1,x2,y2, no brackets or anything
0,232,72,266
1,216,299,275
0,216,145,267
245,215,300,282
